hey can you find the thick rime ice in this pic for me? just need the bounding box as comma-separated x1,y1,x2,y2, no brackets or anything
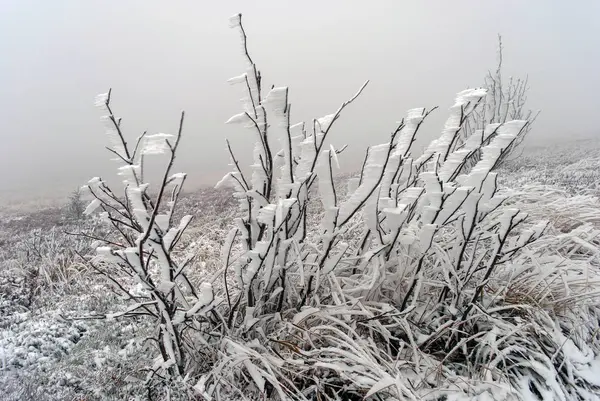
142,133,174,155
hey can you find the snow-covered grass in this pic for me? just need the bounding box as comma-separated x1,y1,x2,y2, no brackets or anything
0,189,233,400
499,138,600,197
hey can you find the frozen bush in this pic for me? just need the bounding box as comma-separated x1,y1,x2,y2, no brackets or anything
80,14,600,401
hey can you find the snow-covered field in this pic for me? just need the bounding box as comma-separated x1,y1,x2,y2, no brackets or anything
1,139,599,400
0,188,236,400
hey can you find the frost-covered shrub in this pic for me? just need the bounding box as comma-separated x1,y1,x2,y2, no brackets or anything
198,15,599,400
64,188,87,223
462,36,540,168
18,227,91,286
79,91,220,390
80,14,600,401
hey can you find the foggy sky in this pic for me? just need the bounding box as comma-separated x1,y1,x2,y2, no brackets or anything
1,0,599,201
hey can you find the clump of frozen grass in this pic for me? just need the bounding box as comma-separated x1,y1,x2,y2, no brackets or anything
15,228,89,288
78,13,600,401
500,184,600,233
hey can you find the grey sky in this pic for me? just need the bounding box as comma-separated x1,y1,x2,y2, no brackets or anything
1,1,599,201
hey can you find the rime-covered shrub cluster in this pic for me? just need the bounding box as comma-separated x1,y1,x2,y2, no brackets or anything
6,13,598,401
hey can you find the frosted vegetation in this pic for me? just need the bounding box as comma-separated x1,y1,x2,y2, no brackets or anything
2,14,600,401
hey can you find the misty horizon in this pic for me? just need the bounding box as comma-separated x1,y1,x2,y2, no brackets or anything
1,1,599,202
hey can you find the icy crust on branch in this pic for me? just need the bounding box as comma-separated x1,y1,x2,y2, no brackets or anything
316,150,336,210
83,198,101,215
224,112,252,125
338,143,389,225
295,135,317,180
228,13,242,29
142,133,174,155
264,87,295,196
438,123,501,182
395,107,426,158
98,117,127,159
457,120,527,188
317,114,335,132
94,92,109,108
227,73,247,85
418,88,487,166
